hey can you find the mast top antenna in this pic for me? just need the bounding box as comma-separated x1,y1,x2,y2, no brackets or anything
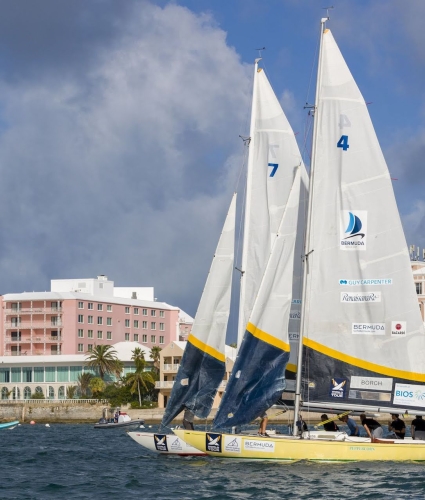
322,5,334,22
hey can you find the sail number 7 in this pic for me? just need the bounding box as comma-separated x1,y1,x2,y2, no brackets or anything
337,135,350,151
268,163,279,177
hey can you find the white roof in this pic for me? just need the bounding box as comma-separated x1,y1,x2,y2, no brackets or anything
0,341,151,366
169,341,236,360
178,309,194,323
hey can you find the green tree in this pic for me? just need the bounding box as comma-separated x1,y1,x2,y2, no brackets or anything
66,385,78,399
229,342,237,349
150,345,162,373
89,377,106,396
78,372,93,398
85,344,121,380
126,370,155,406
132,347,145,370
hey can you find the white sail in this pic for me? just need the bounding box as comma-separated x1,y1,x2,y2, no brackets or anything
238,65,306,347
301,28,425,410
162,194,236,425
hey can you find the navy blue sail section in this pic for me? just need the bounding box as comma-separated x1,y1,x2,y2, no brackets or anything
161,339,225,427
213,328,290,430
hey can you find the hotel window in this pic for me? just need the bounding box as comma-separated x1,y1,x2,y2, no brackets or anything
142,309,147,316
97,331,103,339
88,315,93,324
142,335,147,343
51,317,59,326
151,335,156,343
51,301,58,311
416,282,422,295
134,334,139,342
88,330,93,338
151,310,156,317
11,367,22,383
134,320,139,328
160,336,164,344
97,304,103,311
23,367,32,383
125,319,130,327
45,367,55,382
11,317,21,326
88,303,93,310
78,344,84,352
34,367,44,383
78,302,84,309
160,310,164,318
159,323,164,331
78,329,84,338
11,302,21,312
125,333,130,341
134,308,139,315
151,322,156,330
142,321,147,329
97,317,103,325
78,315,84,324
107,331,112,340
88,344,93,351
125,307,130,314
107,317,112,326
107,305,112,312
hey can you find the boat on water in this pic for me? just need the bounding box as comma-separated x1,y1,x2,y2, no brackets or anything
94,407,144,429
127,431,206,456
0,420,19,430
175,16,425,462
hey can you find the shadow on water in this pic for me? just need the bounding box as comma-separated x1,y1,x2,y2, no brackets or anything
0,424,424,499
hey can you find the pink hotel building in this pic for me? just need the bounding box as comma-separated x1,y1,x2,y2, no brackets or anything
0,275,193,357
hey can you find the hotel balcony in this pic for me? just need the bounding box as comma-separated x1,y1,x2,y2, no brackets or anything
163,364,180,372
4,307,63,315
4,321,63,329
4,335,63,343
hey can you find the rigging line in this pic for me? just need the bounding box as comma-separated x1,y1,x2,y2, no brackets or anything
304,24,322,110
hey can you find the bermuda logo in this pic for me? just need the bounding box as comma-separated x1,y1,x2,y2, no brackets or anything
206,433,222,453
154,434,168,452
340,211,367,250
330,378,347,398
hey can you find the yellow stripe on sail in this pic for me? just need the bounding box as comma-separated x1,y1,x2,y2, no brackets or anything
304,337,425,382
286,363,297,373
247,322,290,352
188,334,226,363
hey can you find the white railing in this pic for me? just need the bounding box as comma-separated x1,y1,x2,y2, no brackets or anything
155,381,174,389
0,399,108,404
5,321,63,329
5,308,63,314
163,364,180,371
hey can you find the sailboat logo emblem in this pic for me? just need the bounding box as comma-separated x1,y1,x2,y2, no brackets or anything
340,211,367,250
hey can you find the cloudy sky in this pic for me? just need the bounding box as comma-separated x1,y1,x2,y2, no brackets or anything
0,0,424,342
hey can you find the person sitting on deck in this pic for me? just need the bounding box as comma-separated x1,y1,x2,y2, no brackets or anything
411,415,425,440
388,414,405,440
182,407,195,430
296,414,308,435
321,414,339,431
339,415,359,437
360,414,383,439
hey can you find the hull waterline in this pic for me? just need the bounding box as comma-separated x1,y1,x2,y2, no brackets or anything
0,420,19,430
174,430,425,462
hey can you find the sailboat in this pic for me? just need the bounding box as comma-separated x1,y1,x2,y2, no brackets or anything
129,58,307,455
175,17,425,462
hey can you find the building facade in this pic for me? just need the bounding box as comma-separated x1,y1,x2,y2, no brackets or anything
1,275,193,357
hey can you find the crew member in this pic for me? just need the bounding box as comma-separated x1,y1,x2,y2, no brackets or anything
258,412,269,437
360,413,383,439
388,414,405,439
411,415,425,440
182,407,195,430
339,414,360,436
321,414,339,431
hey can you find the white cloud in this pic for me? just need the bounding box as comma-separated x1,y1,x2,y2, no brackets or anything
0,3,252,314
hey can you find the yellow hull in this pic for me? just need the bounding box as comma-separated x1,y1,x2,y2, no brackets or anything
173,430,425,462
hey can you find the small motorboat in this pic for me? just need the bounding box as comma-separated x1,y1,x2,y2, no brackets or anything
94,407,144,429
0,420,19,430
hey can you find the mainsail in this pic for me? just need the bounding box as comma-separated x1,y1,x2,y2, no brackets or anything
161,194,236,426
214,169,301,429
300,28,425,412
238,63,307,351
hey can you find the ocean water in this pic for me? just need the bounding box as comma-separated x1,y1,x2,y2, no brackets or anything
1,423,425,500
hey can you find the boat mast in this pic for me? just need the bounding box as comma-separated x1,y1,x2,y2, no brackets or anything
237,58,261,348
292,18,327,435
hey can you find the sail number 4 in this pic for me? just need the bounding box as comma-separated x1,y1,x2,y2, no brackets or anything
337,135,350,151
268,163,279,177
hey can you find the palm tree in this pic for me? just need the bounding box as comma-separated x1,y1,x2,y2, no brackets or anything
126,370,155,406
89,377,106,396
78,372,93,398
85,344,121,380
150,346,161,373
132,347,146,371
66,385,78,399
